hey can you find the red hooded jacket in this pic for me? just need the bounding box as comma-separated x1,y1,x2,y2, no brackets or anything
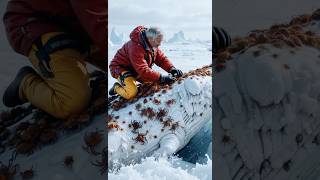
3,0,107,59
109,26,174,82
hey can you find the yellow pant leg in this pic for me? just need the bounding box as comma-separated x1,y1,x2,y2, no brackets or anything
20,32,91,119
114,73,138,100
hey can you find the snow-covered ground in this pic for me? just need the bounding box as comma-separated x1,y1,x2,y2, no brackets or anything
108,156,212,180
108,40,213,179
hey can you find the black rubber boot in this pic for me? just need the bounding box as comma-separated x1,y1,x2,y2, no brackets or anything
3,66,37,107
213,26,231,53
108,82,120,96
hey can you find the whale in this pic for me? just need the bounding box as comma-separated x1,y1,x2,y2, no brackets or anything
107,65,212,170
213,11,320,180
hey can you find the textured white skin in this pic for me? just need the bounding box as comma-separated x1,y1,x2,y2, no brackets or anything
184,77,202,95
108,74,212,169
213,21,320,180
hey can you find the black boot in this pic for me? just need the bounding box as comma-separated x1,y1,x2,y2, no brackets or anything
213,26,231,53
108,82,120,96
3,66,36,107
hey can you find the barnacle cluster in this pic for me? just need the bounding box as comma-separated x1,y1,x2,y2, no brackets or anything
214,9,320,72
0,71,106,156
107,65,212,111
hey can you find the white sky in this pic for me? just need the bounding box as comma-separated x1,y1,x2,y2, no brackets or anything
108,0,212,41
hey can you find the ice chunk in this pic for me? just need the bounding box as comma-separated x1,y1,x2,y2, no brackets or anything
184,77,201,95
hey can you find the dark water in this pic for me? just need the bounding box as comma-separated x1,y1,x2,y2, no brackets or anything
176,120,212,164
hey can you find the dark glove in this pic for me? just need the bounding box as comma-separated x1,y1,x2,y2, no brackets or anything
169,68,183,77
213,26,231,53
159,74,176,84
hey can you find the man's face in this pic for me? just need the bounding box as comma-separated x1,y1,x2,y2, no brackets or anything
149,35,163,48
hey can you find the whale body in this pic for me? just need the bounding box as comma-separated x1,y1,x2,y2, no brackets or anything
213,15,320,180
108,66,212,170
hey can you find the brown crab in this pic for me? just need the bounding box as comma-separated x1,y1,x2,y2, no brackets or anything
82,129,104,155
39,130,57,144
15,141,36,155
153,98,161,105
170,122,180,133
63,156,74,168
156,109,167,120
108,122,120,131
140,107,156,119
162,118,173,128
165,99,176,106
20,166,34,180
133,132,148,145
129,120,143,133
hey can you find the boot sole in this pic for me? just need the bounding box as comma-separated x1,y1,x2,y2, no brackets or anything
109,82,120,96
3,66,36,107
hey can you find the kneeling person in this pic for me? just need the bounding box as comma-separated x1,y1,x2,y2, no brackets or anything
109,26,183,100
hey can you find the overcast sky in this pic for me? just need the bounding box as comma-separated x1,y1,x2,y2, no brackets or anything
108,0,212,41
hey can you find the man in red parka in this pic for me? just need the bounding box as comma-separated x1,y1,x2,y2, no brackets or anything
109,26,183,100
2,0,107,119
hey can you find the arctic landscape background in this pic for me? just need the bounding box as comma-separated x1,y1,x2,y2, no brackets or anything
108,0,212,42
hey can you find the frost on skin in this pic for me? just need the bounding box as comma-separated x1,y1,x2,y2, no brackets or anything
213,9,320,180
107,65,212,169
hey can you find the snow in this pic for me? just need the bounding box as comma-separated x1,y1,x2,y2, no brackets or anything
108,157,212,180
